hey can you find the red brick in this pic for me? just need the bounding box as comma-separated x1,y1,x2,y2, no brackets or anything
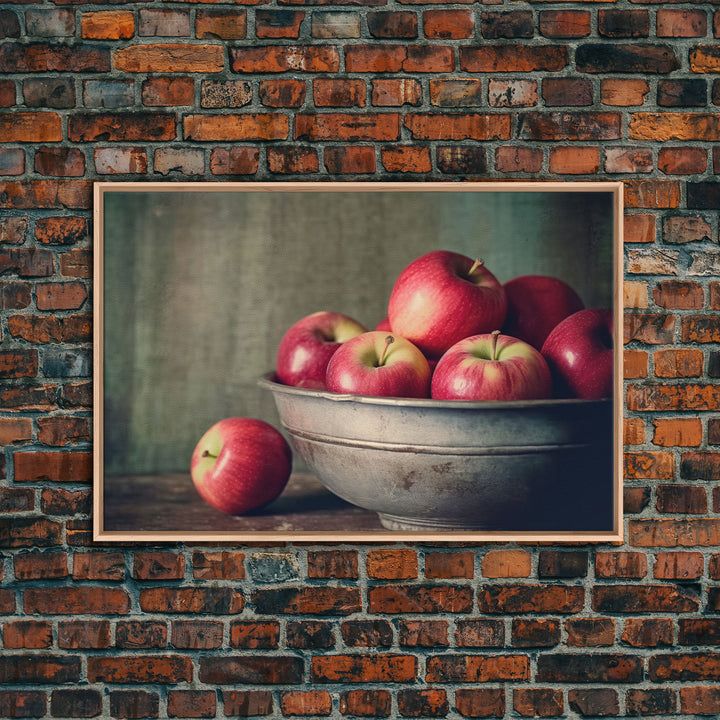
455,619,504,648
624,451,675,479
565,618,615,647
368,585,473,614
657,9,707,37
0,488,33,514
311,655,417,684
0,180,92,211
397,689,448,718
36,416,89,446
345,44,452,73
297,112,399,141
518,111,621,141
167,690,216,719
460,45,567,72
222,691,273,717
624,214,655,244
259,79,306,108
3,620,52,649
630,112,720,141
88,655,193,684
381,145,431,173
0,350,37,379
324,145,375,173
0,80,15,109
13,451,92,483
593,584,699,613
314,78,365,107
423,9,474,38
626,688,676,716
455,688,505,718
371,78,422,107
399,619,449,648
367,549,418,579
171,620,223,650
81,10,134,39
110,691,159,719
341,619,392,648
116,621,168,649
252,586,358,615
650,654,720,682
185,113,288,141
624,313,676,344
255,10,302,38
405,113,510,140
424,551,474,579
682,316,720,343
114,44,223,73
624,350,648,379
481,549,531,578
513,689,563,718
286,620,334,649
595,551,647,579
602,78,649,106
41,487,90,516
539,10,590,38
622,618,673,648
280,691,332,716
630,518,720,546
196,9,246,39
652,418,703,447
24,587,130,615
624,179,682,208
653,280,704,310
0,656,81,685
340,690,391,717
35,282,88,311
231,45,339,73
133,552,185,580
487,79,537,108
14,551,68,580
624,418,645,445
604,146,653,173
192,551,245,580
426,655,529,683
0,216,28,245
478,585,584,614
209,147,260,175
94,146,148,175
495,146,543,173
537,654,642,684
36,216,87,245
307,550,358,579
140,587,244,614
68,113,176,142
681,451,720,481
142,77,195,107
658,146,707,175
549,146,600,174
680,686,720,715
654,551,704,580
511,619,561,648
367,11,418,38
230,621,280,649
0,691,47,718
33,147,84,178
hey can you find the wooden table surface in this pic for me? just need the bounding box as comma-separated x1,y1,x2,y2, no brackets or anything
102,471,384,534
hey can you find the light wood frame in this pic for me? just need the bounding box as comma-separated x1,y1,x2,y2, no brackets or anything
94,181,624,544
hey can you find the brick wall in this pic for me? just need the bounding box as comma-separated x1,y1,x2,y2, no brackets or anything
1,0,720,717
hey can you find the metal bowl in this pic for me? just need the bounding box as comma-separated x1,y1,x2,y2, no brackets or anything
259,374,614,533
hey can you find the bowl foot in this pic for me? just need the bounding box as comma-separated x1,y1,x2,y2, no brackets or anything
377,512,502,533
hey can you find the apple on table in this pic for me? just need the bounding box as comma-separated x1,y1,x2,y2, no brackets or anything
431,330,553,401
541,307,614,400
388,250,507,359
191,417,292,515
276,311,366,389
502,274,584,350
325,331,432,399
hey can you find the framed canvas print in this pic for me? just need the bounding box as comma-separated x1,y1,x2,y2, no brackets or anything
93,181,624,543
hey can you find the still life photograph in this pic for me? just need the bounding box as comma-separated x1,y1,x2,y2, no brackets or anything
93,181,623,542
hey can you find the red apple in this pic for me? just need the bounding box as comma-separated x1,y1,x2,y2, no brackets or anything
325,331,431,398
541,308,614,399
191,417,292,515
388,250,507,358
502,274,585,350
276,311,366,389
431,331,552,401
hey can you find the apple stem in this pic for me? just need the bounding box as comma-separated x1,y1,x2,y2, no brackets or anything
491,330,501,361
379,335,395,366
201,450,217,459
468,258,484,276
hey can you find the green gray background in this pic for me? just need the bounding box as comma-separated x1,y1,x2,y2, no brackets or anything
102,187,614,476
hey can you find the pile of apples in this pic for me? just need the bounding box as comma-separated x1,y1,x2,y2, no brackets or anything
190,249,613,517
276,249,614,403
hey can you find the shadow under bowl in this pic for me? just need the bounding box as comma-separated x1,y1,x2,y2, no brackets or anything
259,374,615,534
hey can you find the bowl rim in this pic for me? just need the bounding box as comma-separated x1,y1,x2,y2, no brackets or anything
258,372,611,410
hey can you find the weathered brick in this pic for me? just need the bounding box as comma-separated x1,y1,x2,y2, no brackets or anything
116,621,168,649
110,691,159,720
311,12,361,38
482,549,531,578
138,8,191,37
0,691,46,718
286,620,334,649
512,619,561,648
630,112,720,141
690,45,720,72
624,350,648,378
200,656,304,685
0,43,110,73
0,148,23,175
654,348,704,378
0,112,61,143
185,113,288,141
167,690,216,719
653,418,703,447
367,11,417,38
0,216,28,244
513,688,563,718
83,79,134,109
423,9,474,39
231,45,339,73
14,451,92,483
659,146,707,174
69,113,176,142
115,44,223,73
36,282,88,311
81,10,134,39
549,146,600,174
576,44,679,74
297,112,399,141
593,584,699,613
36,215,87,245
460,45,567,72
24,587,130,615
658,79,707,108
324,145,374,173
37,416,90,446
307,550,357,579
271,146,319,174
397,689,448,718
368,585,473,613
142,77,195,107
201,79,252,108
280,690,332,717
0,656,81,685
518,112,620,140
598,9,649,38
314,78,365,107
3,620,53,649
567,689,619,718
622,618,673,648
630,518,720,547
626,688,676,716
222,691,273,717
604,147,653,173
654,551,704,580
566,618,615,647
140,587,244,614
426,655,529,683
595,551,647,579
539,11,590,38
537,654,642,684
258,79,306,107
425,551,474,579
171,620,223,650
543,77,593,106
367,549,418,579
478,585,585,614
454,688,505,718
658,8,707,37
680,687,720,715
154,148,204,176
601,78,649,106
481,10,533,38
680,451,720,481
381,144,431,173
649,654,720,682
495,146,543,173
371,78,422,107
209,146,259,175
399,619,449,648
455,619,504,648
88,656,192,684
230,621,280,649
